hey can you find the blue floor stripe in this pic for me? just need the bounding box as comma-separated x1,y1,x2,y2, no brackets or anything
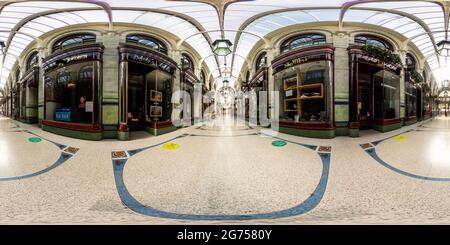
0,129,76,181
365,148,450,182
112,133,331,220
362,128,450,182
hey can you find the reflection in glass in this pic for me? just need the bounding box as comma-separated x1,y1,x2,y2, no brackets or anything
374,70,400,120
275,61,330,123
406,81,417,118
146,70,173,122
45,62,96,124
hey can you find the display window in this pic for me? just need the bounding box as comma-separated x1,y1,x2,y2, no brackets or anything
248,67,268,123
181,71,196,121
146,68,173,123
17,51,40,123
45,62,97,124
272,43,334,130
12,85,19,120
181,53,198,122
373,70,401,120
406,81,417,118
405,53,418,120
275,61,329,122
348,34,402,131
43,34,103,131
118,36,177,134
19,82,26,120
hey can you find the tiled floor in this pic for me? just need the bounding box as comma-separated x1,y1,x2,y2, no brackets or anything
0,115,450,224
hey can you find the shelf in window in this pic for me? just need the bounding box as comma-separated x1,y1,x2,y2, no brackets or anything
300,96,323,100
284,98,298,101
299,83,323,90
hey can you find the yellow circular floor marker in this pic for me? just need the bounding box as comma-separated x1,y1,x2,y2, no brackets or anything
162,142,180,150
393,135,407,141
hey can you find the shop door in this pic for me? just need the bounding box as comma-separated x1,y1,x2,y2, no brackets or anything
128,73,145,131
358,73,373,129
417,88,422,119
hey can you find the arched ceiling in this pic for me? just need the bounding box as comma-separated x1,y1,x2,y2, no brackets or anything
0,0,449,88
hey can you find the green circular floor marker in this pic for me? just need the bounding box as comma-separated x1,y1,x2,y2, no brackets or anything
28,137,42,143
272,140,287,147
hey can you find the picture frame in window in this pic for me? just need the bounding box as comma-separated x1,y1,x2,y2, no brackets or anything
150,105,163,117
150,90,163,102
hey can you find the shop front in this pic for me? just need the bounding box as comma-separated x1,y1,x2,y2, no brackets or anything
118,42,177,140
19,66,39,123
272,44,335,138
404,54,419,125
348,45,402,136
12,85,19,120
181,69,198,123
247,68,268,125
422,82,432,119
42,43,104,140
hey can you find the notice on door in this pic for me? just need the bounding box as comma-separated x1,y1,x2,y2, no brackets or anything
85,101,93,112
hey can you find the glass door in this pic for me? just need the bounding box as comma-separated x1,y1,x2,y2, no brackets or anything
358,72,373,129
128,72,145,131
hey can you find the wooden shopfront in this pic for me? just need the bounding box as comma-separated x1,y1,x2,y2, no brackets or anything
272,44,335,138
348,45,403,135
19,66,39,123
42,43,104,140
118,42,177,139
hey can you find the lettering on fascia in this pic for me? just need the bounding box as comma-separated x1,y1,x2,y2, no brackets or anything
357,54,400,71
291,57,308,65
131,54,156,65
63,54,89,63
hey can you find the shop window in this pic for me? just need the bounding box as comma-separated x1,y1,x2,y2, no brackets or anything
354,34,393,50
280,34,326,54
255,52,267,71
373,71,400,120
126,34,168,54
13,68,20,119
52,33,96,52
45,62,96,124
405,53,417,119
145,70,174,122
406,81,417,118
181,54,194,72
275,60,332,122
26,51,39,70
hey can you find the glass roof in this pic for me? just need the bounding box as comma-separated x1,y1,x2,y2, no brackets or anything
0,0,448,87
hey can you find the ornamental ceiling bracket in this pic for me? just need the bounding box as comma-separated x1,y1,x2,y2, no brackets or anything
436,1,450,40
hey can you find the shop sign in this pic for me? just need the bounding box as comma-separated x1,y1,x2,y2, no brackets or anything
130,54,158,67
44,52,96,72
274,53,329,74
357,54,401,72
63,54,89,64
282,57,308,70
128,53,174,74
